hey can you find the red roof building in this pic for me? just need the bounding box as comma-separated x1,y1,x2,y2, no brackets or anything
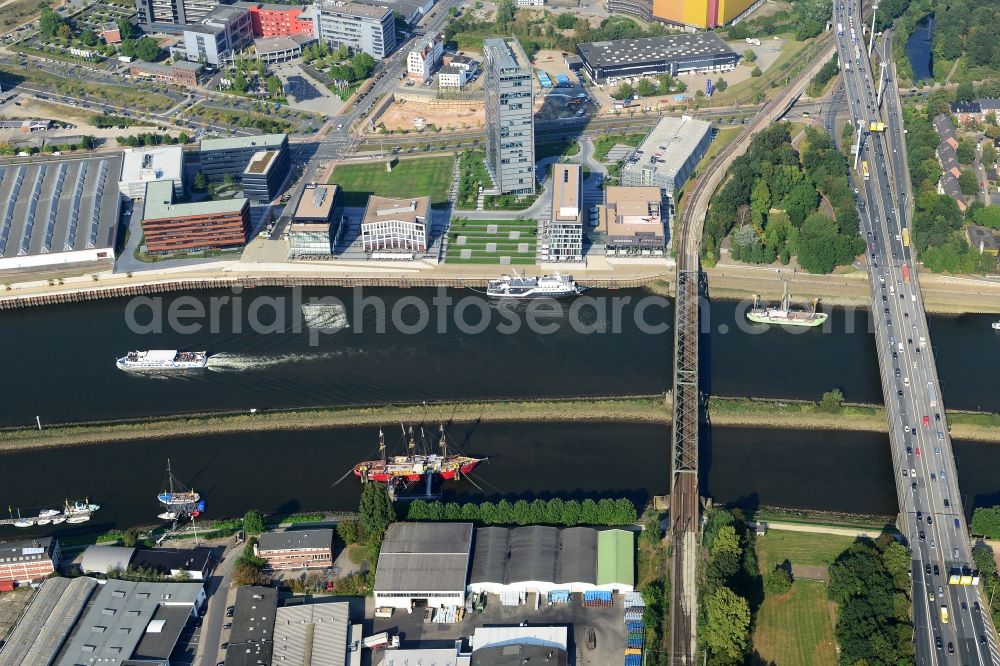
238,2,314,37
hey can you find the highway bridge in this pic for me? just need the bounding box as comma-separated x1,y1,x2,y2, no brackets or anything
667,31,836,665
835,0,999,662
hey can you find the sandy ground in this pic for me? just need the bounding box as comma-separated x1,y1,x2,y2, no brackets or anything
0,96,178,144
766,521,890,539
378,98,484,131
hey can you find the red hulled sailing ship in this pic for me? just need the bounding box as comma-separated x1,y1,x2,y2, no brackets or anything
353,425,484,484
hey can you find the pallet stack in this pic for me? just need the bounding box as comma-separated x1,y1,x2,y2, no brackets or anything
623,592,646,665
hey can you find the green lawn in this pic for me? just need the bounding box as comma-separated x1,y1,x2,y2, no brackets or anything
329,156,455,207
535,139,580,161
753,580,838,666
756,530,856,571
445,218,537,264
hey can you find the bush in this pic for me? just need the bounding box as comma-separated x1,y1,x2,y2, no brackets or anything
406,497,637,526
819,388,845,412
242,509,265,536
765,566,793,595
337,519,362,545
971,507,1000,538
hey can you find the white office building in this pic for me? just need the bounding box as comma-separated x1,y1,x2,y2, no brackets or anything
118,146,184,200
314,1,396,59
407,34,442,78
361,195,430,256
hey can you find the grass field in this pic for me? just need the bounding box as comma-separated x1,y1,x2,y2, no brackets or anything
445,217,537,264
756,530,856,571
329,155,455,207
753,530,851,665
0,64,174,112
0,0,48,32
753,580,838,666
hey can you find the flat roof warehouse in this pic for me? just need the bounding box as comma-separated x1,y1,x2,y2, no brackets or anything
576,33,739,83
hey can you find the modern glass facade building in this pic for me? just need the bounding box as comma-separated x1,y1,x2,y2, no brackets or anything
483,37,535,196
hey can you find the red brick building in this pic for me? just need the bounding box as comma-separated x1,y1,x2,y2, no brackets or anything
0,538,60,583
141,181,251,254
238,2,314,37
101,21,122,44
254,529,333,571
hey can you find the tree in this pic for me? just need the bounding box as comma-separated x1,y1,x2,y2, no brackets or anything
132,37,160,62
232,69,248,94
351,52,376,80
233,561,269,586
971,507,1000,538
956,139,976,165
715,77,728,92
39,7,63,38
983,142,997,166
496,0,516,26
266,75,283,98
635,78,656,97
707,525,742,587
80,29,99,47
702,587,751,663
122,527,141,547
959,169,979,196
819,388,844,412
764,566,793,595
177,131,190,144
797,212,853,273
743,49,757,62
116,17,133,40
242,509,265,535
611,82,634,100
955,81,975,103
751,66,762,78
192,171,207,192
337,519,362,544
359,482,395,544
556,12,576,29
881,541,912,589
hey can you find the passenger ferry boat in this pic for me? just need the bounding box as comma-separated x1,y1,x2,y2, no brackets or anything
117,350,207,371
486,273,584,299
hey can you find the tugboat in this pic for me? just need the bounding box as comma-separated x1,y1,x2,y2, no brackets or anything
117,350,208,371
156,460,204,520
487,272,584,299
354,426,485,486
747,282,828,328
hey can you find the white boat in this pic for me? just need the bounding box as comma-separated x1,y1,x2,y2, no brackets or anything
116,350,208,371
66,514,91,524
38,509,60,519
65,499,100,515
35,518,51,526
50,516,66,525
13,519,33,528
156,459,201,519
486,272,584,299
992,321,1000,331
157,511,178,521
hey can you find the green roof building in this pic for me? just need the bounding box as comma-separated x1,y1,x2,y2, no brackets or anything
597,529,634,590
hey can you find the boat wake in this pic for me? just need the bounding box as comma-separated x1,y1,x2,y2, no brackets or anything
301,303,349,331
206,350,354,371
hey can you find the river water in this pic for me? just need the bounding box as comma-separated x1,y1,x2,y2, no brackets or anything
905,14,935,82
2,423,999,538
1,288,998,426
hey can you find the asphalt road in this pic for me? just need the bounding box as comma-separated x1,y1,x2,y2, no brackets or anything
835,1,999,663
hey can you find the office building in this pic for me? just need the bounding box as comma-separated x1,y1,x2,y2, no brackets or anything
236,1,316,36
361,195,430,255
0,155,122,273
241,148,291,203
0,538,60,583
314,1,396,59
254,33,317,62
619,116,713,199
608,0,760,29
576,33,738,84
288,184,339,258
542,163,583,262
181,5,253,65
199,133,288,181
56,580,205,666
443,52,478,73
129,60,203,86
373,523,473,610
225,586,278,666
134,0,219,27
141,180,251,253
255,529,335,570
439,66,471,89
597,186,666,256
407,34,443,78
483,37,535,196
119,145,184,200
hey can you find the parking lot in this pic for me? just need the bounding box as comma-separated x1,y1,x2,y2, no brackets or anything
371,593,627,666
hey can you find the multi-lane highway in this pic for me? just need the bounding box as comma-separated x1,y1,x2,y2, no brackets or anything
835,1,999,662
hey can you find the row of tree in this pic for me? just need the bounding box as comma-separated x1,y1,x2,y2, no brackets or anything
928,0,1000,71
115,131,190,147
972,544,1000,630
971,505,1000,538
725,0,830,42
404,497,638,526
827,536,914,664
610,73,688,101
698,509,760,665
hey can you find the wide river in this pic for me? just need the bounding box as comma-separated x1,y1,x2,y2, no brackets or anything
1,287,998,426
2,423,1000,538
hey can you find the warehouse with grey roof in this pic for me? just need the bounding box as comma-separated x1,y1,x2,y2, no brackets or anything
374,522,474,609
619,116,713,199
576,32,738,83
0,155,122,272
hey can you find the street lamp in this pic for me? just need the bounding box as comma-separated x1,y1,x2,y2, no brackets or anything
868,4,879,57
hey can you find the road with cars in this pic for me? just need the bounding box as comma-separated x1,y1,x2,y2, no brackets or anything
835,1,1000,663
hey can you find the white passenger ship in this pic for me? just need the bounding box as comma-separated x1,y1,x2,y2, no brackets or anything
116,350,208,371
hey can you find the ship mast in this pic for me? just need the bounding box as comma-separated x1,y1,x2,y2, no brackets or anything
439,424,447,458
812,298,819,314
781,281,790,312
379,429,386,463
407,426,415,456
166,459,175,495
